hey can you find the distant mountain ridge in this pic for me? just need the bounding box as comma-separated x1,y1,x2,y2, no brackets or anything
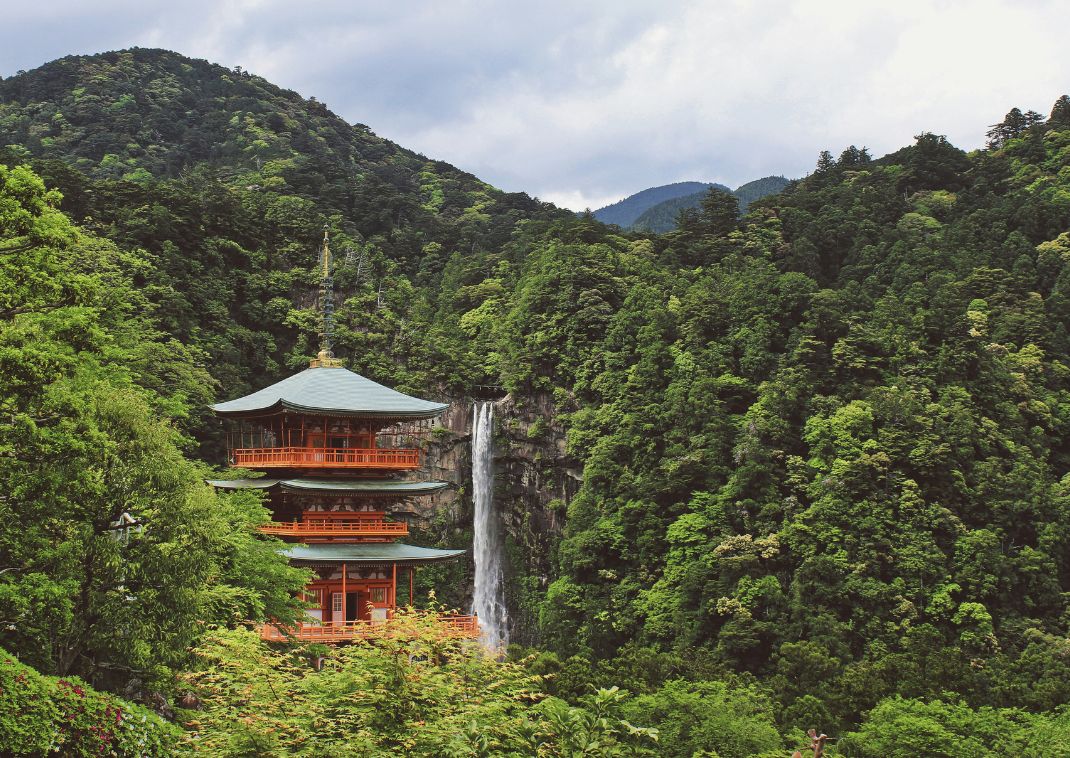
594,176,790,232
592,181,728,227
631,175,791,233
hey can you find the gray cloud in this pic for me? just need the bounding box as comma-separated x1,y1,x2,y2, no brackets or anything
2,0,1067,209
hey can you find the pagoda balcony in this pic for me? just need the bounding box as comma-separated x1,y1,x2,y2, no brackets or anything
231,446,420,470
259,614,479,643
258,515,409,540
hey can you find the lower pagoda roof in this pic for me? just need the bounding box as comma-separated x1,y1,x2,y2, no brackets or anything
284,543,465,565
207,479,449,495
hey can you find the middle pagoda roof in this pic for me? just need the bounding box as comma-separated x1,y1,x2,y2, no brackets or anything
206,478,449,495
284,542,465,565
211,366,449,419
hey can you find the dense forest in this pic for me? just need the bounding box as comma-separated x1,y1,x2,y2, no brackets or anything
2,48,1070,755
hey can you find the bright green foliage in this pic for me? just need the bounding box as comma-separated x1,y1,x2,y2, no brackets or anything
0,646,180,756
622,679,782,757
536,687,660,757
0,164,307,685
839,697,1070,757
179,613,660,756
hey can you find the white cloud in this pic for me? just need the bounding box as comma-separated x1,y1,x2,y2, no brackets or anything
1,0,1066,210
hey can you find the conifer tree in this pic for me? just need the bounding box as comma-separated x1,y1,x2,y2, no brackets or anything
698,187,740,238
1050,95,1070,128
986,106,1035,148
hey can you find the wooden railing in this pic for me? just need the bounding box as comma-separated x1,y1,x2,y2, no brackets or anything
231,446,419,470
437,614,480,636
260,614,479,643
258,517,409,539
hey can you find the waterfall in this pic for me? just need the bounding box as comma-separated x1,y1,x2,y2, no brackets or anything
471,402,508,650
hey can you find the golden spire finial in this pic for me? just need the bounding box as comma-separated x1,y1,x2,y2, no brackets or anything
311,225,344,368
321,225,331,280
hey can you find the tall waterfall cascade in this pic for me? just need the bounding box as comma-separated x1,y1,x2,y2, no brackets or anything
471,402,509,650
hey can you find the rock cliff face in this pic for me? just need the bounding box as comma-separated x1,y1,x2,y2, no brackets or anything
414,393,581,644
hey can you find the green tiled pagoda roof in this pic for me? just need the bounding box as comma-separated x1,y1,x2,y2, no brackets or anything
283,542,465,565
206,478,449,495
211,366,448,419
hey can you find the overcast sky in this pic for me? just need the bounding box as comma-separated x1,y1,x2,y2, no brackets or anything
2,0,1067,210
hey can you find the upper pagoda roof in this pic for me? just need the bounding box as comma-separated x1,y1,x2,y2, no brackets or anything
211,366,448,419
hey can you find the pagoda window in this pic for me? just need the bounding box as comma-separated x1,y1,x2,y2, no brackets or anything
370,587,387,604
304,420,324,449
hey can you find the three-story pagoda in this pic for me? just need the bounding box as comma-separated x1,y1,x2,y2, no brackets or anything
209,231,474,642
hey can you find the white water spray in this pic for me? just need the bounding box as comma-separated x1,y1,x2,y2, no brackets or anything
471,402,508,650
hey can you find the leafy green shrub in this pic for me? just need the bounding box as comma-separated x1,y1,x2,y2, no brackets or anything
0,647,180,756
837,697,1070,757
179,614,660,756
623,679,782,757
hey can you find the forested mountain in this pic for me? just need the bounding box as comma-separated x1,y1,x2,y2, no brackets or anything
532,113,1070,736
0,47,554,222
0,48,570,439
3,47,1070,755
631,175,791,233
592,180,726,226
733,174,792,209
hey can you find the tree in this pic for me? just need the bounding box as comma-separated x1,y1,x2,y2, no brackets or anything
1049,95,1070,129
623,679,782,757
985,107,1042,148
838,145,872,167
698,187,740,238
0,164,307,685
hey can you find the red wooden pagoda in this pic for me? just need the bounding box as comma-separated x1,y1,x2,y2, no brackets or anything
209,230,475,642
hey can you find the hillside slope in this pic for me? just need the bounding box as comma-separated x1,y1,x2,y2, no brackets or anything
0,48,562,227
531,108,1070,731
0,48,570,409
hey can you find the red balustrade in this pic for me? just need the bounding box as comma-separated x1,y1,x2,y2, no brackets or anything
260,614,479,643
258,517,409,540
232,446,419,470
